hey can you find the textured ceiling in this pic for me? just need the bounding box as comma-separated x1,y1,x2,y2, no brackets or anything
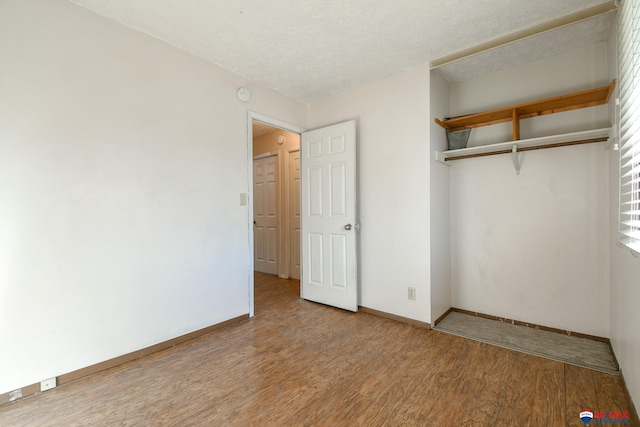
68,0,613,103
252,121,280,137
435,13,615,82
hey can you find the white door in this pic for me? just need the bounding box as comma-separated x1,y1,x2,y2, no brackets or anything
253,155,278,275
290,150,301,280
301,120,358,312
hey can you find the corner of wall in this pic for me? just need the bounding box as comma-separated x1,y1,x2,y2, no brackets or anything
429,69,452,324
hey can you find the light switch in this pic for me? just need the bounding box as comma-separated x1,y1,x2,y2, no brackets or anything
239,193,247,206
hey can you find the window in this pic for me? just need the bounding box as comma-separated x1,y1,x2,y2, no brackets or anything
619,0,640,253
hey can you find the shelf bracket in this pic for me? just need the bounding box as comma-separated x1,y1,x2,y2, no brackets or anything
511,145,521,175
434,151,451,166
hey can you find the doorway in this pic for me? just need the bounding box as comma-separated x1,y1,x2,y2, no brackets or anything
248,113,305,317
248,114,358,317
251,118,302,282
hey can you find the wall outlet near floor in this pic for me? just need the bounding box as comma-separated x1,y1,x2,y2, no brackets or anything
9,389,22,402
40,378,57,392
408,287,416,300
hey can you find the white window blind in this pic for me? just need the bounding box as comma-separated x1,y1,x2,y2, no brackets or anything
619,0,640,253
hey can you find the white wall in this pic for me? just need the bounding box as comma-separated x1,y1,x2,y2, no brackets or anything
308,66,431,322
448,44,611,337
607,16,640,412
429,70,451,323
0,0,306,394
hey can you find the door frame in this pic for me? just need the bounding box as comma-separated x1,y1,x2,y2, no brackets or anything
286,147,301,281
247,112,305,317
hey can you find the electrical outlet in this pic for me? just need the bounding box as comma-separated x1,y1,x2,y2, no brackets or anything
408,287,416,300
9,389,22,402
40,378,56,392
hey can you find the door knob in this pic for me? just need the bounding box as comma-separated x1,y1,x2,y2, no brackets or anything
344,224,352,230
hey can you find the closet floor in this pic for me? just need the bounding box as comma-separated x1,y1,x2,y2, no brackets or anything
434,311,618,375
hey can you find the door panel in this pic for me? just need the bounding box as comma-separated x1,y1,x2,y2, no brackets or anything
330,164,346,216
308,232,324,285
253,155,278,275
330,233,347,288
301,120,357,312
308,166,323,216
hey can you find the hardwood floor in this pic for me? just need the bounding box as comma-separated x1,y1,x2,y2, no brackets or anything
0,272,637,426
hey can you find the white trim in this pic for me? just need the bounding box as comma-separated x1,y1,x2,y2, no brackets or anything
249,112,306,134
247,112,306,318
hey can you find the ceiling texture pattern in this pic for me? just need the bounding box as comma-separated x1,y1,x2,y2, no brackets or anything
69,0,614,103
252,121,280,137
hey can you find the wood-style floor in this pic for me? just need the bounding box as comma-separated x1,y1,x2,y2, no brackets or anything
0,272,636,426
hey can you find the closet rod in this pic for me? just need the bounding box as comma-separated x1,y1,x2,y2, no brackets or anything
443,137,608,162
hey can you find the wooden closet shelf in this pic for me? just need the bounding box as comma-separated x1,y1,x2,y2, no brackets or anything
435,79,616,133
